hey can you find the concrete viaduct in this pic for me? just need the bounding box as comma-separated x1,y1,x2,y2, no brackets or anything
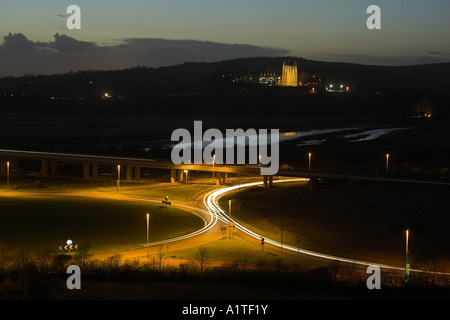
1,149,450,189
0,149,278,187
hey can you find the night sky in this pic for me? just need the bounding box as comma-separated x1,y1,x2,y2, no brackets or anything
1,0,450,76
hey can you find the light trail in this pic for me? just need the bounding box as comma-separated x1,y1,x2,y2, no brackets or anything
204,178,450,276
130,196,219,247
7,187,450,276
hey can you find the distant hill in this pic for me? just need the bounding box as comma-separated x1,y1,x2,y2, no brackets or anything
1,57,449,98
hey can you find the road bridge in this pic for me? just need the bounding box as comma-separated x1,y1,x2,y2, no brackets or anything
1,149,450,188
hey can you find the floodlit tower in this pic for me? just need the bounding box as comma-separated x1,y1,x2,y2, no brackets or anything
281,61,298,87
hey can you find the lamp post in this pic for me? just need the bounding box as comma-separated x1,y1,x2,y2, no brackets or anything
6,161,10,188
386,154,389,174
308,153,312,172
405,229,410,283
147,213,150,257
212,154,215,179
117,164,121,193
228,199,232,218
184,170,189,200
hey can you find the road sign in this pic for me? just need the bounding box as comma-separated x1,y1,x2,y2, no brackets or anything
162,196,171,205
60,240,78,253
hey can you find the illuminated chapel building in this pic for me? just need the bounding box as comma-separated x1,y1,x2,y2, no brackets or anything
281,61,298,87
258,60,299,87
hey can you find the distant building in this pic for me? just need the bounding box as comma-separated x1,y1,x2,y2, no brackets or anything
259,73,280,86
325,84,350,93
281,61,298,87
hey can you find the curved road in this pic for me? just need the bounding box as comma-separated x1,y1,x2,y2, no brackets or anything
5,180,449,278
93,179,450,278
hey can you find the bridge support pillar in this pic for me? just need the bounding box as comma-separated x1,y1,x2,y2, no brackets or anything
171,169,184,183
215,172,221,185
126,166,133,181
42,160,48,177
92,163,99,178
221,172,228,184
134,166,140,180
177,169,184,182
51,161,58,176
171,169,176,184
0,157,5,177
83,162,90,179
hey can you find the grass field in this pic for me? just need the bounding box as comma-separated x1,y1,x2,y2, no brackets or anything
0,193,204,255
219,180,450,272
163,237,326,271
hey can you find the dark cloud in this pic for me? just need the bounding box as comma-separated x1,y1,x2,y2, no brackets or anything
49,33,99,53
0,33,289,77
2,32,35,52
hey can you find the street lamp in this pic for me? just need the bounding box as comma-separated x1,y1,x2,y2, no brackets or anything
259,154,262,168
308,153,312,172
212,154,216,179
184,170,189,200
117,165,121,193
6,161,10,188
386,154,389,174
147,213,150,257
405,229,410,283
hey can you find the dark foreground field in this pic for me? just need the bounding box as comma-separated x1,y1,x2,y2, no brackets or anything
220,180,450,272
0,194,204,254
2,245,450,300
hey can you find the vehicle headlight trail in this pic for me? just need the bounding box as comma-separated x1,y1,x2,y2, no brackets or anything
203,178,439,274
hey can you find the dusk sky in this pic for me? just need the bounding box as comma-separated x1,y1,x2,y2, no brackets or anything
1,0,450,77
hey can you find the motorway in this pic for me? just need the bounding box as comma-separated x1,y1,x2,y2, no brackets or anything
3,148,450,186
